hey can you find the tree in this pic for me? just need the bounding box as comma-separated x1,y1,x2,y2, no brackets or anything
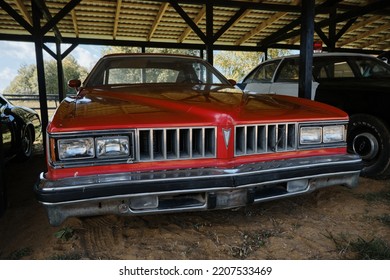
214,51,264,81
214,49,292,81
4,64,36,94
4,55,88,95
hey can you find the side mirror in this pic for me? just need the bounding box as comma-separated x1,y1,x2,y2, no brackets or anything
68,79,81,90
0,104,12,116
228,79,237,86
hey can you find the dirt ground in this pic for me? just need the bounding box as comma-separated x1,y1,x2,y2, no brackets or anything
0,143,389,260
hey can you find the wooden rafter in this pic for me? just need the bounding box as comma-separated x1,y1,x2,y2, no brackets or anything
339,23,390,46
177,5,206,43
234,0,300,46
71,10,79,37
113,0,122,39
217,0,260,44
235,11,286,45
147,2,169,41
342,15,382,34
359,32,390,49
14,0,32,26
0,0,388,53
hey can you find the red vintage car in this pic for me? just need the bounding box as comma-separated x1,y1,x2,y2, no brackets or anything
34,54,362,226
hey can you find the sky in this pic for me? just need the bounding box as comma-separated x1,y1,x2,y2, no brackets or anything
0,41,103,93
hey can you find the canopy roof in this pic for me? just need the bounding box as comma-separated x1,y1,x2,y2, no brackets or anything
1,0,389,53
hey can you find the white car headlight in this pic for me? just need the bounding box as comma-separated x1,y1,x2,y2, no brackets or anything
323,125,345,143
58,138,95,160
300,127,322,144
96,136,130,158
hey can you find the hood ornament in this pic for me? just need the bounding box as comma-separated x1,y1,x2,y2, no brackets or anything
222,128,231,149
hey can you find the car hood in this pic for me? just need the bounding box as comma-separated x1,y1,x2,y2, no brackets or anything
49,85,347,132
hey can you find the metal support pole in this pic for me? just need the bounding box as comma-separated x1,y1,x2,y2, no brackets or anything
32,1,49,148
298,0,315,99
56,40,65,101
206,3,214,64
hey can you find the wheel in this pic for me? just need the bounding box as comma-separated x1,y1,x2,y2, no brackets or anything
348,114,390,179
16,126,34,161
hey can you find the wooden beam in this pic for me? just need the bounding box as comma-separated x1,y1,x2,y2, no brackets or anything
343,15,382,34
33,0,63,41
113,0,122,40
171,0,206,42
71,10,79,37
147,2,169,41
0,0,33,33
14,0,32,26
213,7,248,42
235,11,287,45
177,5,206,43
359,32,390,49
42,0,82,35
339,23,390,46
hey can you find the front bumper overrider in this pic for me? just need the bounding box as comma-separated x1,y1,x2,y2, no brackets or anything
35,154,362,226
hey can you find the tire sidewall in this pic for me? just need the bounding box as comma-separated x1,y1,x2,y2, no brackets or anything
348,114,390,178
16,126,33,161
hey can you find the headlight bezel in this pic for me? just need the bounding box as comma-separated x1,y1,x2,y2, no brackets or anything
48,130,135,167
95,136,130,159
299,123,347,148
57,137,95,161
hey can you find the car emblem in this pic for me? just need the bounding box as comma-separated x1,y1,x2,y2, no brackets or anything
222,128,231,149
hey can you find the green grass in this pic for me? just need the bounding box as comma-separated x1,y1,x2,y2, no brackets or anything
5,247,33,260
350,237,390,259
360,190,390,203
49,252,83,260
378,214,390,227
54,227,74,241
324,230,390,259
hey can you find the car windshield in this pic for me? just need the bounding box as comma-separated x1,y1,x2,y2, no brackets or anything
313,56,390,81
85,55,229,87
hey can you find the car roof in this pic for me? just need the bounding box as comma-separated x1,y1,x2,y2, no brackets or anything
263,52,376,63
101,53,204,61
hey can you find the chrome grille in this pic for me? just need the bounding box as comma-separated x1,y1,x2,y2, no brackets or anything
137,127,216,161
235,123,297,156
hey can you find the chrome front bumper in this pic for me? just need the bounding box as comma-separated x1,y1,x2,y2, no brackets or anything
35,154,362,226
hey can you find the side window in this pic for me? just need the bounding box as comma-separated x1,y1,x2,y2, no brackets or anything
245,60,280,83
354,57,390,78
313,57,355,80
275,59,299,82
333,62,354,78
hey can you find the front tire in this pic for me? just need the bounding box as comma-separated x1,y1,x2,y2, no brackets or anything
348,114,390,179
16,126,34,161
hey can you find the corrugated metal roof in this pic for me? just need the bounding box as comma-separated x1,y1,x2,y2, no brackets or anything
1,0,389,51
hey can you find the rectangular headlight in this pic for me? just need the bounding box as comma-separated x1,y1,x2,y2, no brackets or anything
300,127,322,144
323,125,345,143
58,138,94,160
96,136,130,158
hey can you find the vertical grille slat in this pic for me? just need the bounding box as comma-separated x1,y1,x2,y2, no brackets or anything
138,127,216,161
235,123,297,156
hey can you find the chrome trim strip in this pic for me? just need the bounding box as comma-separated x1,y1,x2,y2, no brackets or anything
38,155,362,192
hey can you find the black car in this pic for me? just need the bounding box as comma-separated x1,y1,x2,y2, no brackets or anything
0,94,41,215
240,53,390,179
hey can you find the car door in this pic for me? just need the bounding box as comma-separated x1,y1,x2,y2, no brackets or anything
269,58,319,99
0,100,13,159
242,59,281,94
